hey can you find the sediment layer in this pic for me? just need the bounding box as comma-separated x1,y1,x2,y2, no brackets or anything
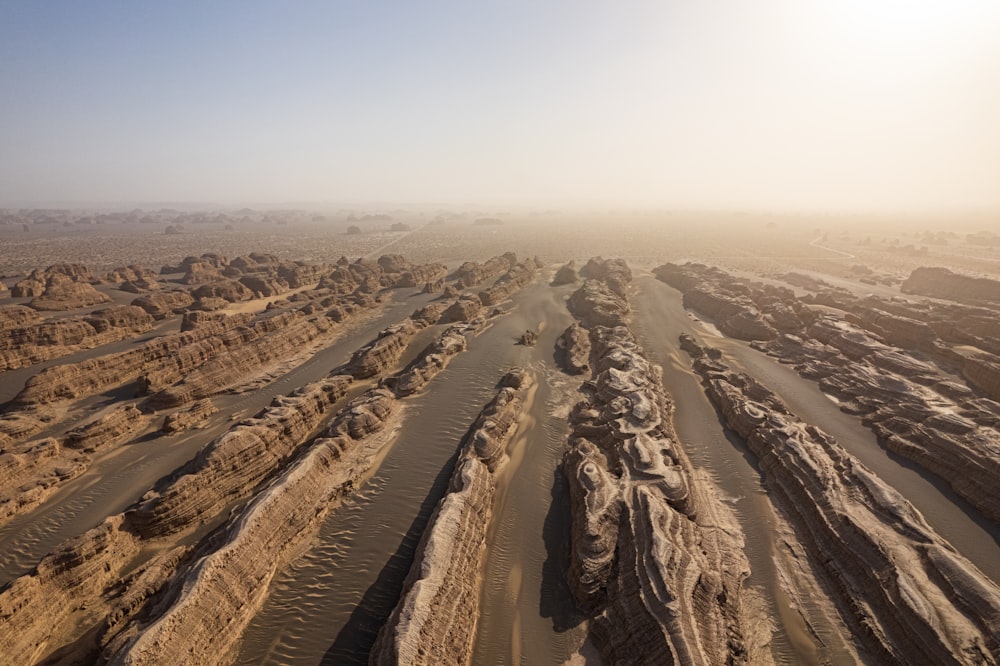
684,333,1000,664
563,258,768,665
371,369,531,666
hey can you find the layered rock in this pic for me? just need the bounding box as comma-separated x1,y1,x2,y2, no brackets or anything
161,398,218,434
0,438,87,524
28,273,111,311
685,334,1000,664
477,257,542,306
391,326,468,397
145,310,338,408
654,263,778,341
451,253,516,289
12,312,254,407
65,405,146,451
759,317,1000,524
440,295,483,324
110,389,400,666
0,305,41,332
347,319,422,379
130,291,195,319
395,262,448,288
0,306,154,371
0,514,144,664
131,375,354,538
563,258,767,665
372,370,531,665
190,279,253,303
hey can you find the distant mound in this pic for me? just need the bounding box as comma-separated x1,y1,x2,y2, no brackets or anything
473,217,504,226
902,266,1000,304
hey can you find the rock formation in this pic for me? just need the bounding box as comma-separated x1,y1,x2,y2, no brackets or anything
556,323,590,374
477,257,542,306
371,370,531,665
451,253,516,289
563,258,768,665
552,260,578,285
902,266,1000,304
0,305,154,371
28,273,111,311
161,398,218,434
684,333,1000,664
130,291,194,319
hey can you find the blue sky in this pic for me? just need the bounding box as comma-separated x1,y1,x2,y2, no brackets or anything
2,1,998,212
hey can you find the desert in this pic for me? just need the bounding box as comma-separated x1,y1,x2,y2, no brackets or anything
0,214,998,665
3,1,999,663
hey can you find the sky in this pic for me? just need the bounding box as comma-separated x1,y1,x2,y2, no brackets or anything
1,0,998,213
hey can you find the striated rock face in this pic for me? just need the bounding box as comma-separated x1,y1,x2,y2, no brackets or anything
130,290,195,319
0,305,154,371
132,375,354,538
110,387,401,666
0,305,42,331
238,274,289,297
563,258,768,665
477,257,542,306
396,262,448,288
28,273,111,310
145,310,340,408
568,279,629,327
0,438,87,524
180,261,226,285
902,266,1000,304
686,334,1000,665
451,253,516,289
760,317,1000,525
372,370,532,666
440,294,483,323
12,312,254,407
654,263,778,341
552,260,578,285
191,279,253,303
65,405,146,451
557,322,591,374
107,264,158,285
391,326,468,397
11,278,45,298
347,319,421,379
161,398,217,434
0,514,143,664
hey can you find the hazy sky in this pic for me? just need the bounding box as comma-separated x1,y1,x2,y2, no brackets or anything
1,1,998,212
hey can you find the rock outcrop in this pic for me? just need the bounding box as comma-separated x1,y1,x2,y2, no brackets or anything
451,253,516,289
28,274,111,311
556,322,591,374
130,291,195,319
552,260,578,285
654,263,778,341
161,398,217,434
347,319,422,379
371,370,531,665
391,326,468,397
132,374,355,538
685,334,1000,665
65,405,146,451
902,266,1000,304
0,305,154,371
477,257,542,306
563,258,768,665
